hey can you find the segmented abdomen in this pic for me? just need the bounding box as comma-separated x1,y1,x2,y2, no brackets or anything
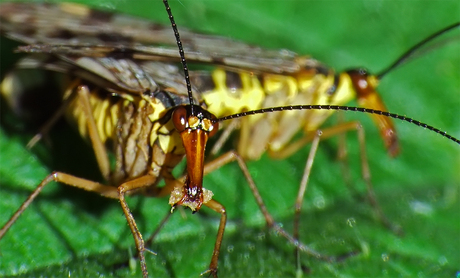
193,65,356,159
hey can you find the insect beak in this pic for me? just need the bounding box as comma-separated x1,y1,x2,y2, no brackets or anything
168,128,210,212
183,128,207,207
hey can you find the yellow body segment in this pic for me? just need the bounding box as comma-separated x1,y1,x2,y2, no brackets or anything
201,67,358,159
203,68,266,119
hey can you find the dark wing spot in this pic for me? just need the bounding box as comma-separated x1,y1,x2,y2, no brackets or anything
48,29,77,39
88,9,114,23
97,32,134,43
327,73,340,98
225,71,242,91
149,23,165,31
107,48,135,59
190,73,215,93
19,27,37,37
151,89,189,109
313,64,330,76
211,57,225,65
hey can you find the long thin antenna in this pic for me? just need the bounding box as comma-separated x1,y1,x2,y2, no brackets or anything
216,105,460,145
377,22,460,79
162,0,195,115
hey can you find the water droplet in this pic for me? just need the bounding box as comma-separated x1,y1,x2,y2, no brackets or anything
313,195,325,209
346,217,356,227
381,253,389,262
410,200,433,216
227,245,234,253
438,256,448,266
256,232,266,241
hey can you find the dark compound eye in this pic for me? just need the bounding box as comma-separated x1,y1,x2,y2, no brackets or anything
172,106,188,133
207,118,219,138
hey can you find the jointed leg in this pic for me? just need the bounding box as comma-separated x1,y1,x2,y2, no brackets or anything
26,79,80,149
267,121,401,275
145,210,173,248
293,130,322,273
0,172,118,239
271,122,400,233
1,82,158,278
201,199,227,277
202,151,330,259
209,118,240,157
117,175,159,278
355,124,402,235
29,83,112,179
76,85,111,180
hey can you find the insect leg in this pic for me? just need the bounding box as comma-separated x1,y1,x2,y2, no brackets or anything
291,128,360,274
354,123,402,235
117,175,159,278
77,85,188,275
25,79,79,149
75,85,110,180
73,84,163,275
1,82,119,240
266,120,402,273
293,130,321,274
202,151,330,260
145,208,173,247
209,118,240,157
309,122,401,234
201,199,227,277
336,112,354,194
112,176,184,275
267,120,400,231
0,172,118,239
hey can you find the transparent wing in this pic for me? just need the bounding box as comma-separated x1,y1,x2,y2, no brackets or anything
0,2,308,74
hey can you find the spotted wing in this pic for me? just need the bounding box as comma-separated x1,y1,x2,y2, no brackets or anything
0,2,305,75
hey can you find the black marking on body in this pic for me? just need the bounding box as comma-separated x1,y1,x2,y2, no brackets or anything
144,89,190,109
310,64,330,76
190,73,216,93
327,73,340,97
225,71,243,91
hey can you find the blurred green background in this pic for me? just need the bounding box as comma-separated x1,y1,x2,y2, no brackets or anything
0,0,459,277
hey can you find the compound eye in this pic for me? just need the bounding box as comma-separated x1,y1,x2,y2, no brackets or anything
172,106,188,132
208,117,219,138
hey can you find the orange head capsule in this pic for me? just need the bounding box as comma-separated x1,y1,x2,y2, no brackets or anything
347,69,399,156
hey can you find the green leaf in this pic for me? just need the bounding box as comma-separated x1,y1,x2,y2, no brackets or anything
1,0,459,277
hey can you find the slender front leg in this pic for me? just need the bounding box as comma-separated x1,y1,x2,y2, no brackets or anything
292,130,322,276
201,199,227,277
202,151,328,259
209,118,240,156
270,121,401,234
118,175,158,278
354,124,402,235
0,172,118,239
